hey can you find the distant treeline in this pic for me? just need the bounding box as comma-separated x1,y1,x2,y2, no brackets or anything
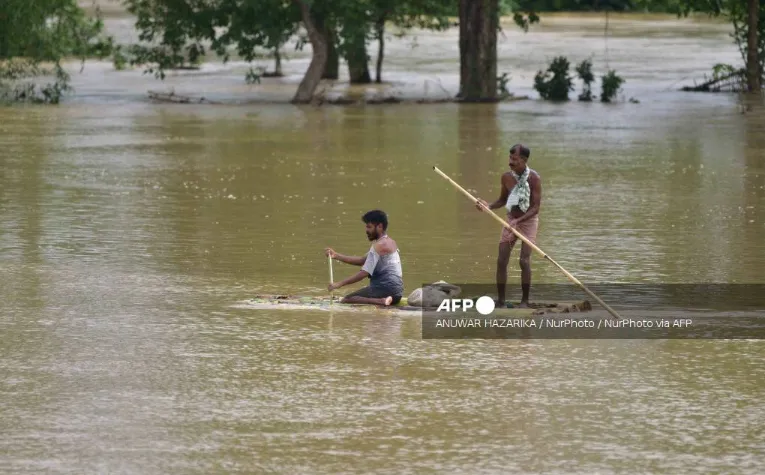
500,0,667,13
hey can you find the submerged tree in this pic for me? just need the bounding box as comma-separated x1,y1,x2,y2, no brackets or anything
742,0,761,92
123,0,309,96
292,0,328,102
653,0,763,93
297,0,455,85
575,59,595,101
458,0,539,101
0,0,108,103
124,0,458,102
457,0,499,101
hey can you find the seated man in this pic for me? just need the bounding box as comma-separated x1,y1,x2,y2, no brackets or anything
325,210,404,306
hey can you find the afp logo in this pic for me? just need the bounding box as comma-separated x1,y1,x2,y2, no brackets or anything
436,296,495,316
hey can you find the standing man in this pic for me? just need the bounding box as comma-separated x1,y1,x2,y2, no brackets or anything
325,209,404,306
476,144,542,307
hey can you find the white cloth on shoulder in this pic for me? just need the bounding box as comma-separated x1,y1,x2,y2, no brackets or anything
505,167,531,213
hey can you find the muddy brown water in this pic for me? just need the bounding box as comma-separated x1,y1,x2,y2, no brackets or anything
2,9,765,474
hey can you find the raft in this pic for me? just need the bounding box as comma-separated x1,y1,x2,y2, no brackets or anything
243,294,592,317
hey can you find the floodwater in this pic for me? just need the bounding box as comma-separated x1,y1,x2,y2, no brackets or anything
2,8,765,474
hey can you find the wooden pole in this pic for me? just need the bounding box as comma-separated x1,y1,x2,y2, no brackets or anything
329,254,334,305
433,166,622,320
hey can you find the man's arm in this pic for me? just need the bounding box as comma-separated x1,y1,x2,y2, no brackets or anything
515,174,542,224
334,253,366,266
325,248,365,266
477,175,509,211
489,174,510,209
331,270,369,290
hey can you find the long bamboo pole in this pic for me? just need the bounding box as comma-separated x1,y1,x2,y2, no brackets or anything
328,254,335,306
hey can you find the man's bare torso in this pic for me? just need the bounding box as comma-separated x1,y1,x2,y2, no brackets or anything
502,170,540,218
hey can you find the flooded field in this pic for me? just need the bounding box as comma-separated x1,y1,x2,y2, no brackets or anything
2,7,764,474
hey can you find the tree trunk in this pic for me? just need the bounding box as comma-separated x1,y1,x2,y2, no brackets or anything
347,38,371,84
746,0,761,92
458,0,499,102
375,16,385,83
292,0,327,104
274,47,282,76
311,12,338,79
323,28,339,79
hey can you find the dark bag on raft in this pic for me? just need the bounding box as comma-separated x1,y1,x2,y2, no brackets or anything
406,281,462,308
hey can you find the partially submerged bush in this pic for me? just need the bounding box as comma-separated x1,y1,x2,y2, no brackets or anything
575,59,595,102
601,70,625,103
497,72,511,98
107,44,204,78
245,67,265,84
0,0,111,104
533,56,574,101
0,61,71,104
535,56,628,104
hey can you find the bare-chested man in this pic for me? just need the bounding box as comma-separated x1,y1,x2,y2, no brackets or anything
476,144,542,308
324,209,404,306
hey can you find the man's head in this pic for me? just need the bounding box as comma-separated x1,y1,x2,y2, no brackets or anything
508,143,530,174
362,209,388,241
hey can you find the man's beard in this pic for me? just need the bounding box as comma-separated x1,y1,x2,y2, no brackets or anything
366,231,379,241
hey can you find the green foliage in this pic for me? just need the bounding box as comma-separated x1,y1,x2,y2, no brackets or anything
123,0,458,86
600,70,625,102
694,62,747,91
575,58,595,101
534,56,627,103
534,56,574,101
111,44,129,71
503,0,642,31
727,0,764,86
512,11,541,32
109,43,204,79
523,0,637,11
387,0,456,31
245,67,265,84
0,0,107,103
502,0,541,31
497,72,511,97
499,0,515,14
123,0,300,80
0,0,106,61
0,60,72,104
712,62,740,79
330,0,456,75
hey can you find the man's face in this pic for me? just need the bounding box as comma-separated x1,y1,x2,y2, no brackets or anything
508,149,525,173
365,222,382,241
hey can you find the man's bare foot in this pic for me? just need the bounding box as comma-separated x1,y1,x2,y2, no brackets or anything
517,301,529,308
383,296,393,306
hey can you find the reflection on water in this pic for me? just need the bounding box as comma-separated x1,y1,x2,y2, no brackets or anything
2,15,765,475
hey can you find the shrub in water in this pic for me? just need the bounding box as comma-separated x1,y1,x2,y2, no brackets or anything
575,59,595,102
534,56,574,101
600,70,625,103
497,72,511,98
